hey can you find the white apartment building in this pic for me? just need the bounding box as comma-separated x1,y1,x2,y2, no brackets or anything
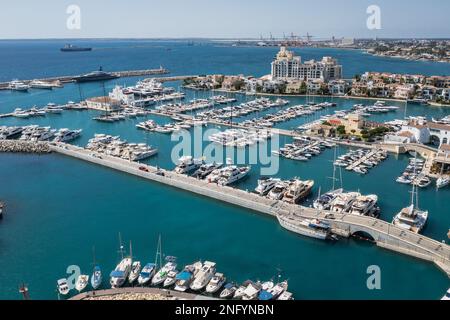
271,47,342,81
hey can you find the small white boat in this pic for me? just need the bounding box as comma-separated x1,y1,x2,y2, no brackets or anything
137,263,157,285
163,270,179,288
75,274,89,292
441,288,450,300
219,283,237,299
255,177,280,196
128,261,142,284
205,272,226,294
57,278,70,296
437,177,450,189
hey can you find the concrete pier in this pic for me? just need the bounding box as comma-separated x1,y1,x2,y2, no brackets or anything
47,142,450,277
0,68,170,89
70,287,217,300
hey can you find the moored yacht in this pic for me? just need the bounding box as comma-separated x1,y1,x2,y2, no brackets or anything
267,181,288,200
128,261,142,284
53,128,82,143
205,272,226,294
277,213,337,240
437,176,450,189
283,179,314,204
219,283,238,299
191,162,222,179
110,257,132,288
75,274,89,292
329,192,360,214
190,261,216,291
174,156,203,174
217,166,250,186
349,194,379,217
255,177,280,196
313,189,343,210
392,184,428,233
151,256,178,286
137,263,157,285
57,278,70,296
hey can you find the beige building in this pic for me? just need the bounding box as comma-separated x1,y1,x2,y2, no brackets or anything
271,47,342,81
86,97,122,111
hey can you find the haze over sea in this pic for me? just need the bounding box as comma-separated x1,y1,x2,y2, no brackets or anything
0,40,449,300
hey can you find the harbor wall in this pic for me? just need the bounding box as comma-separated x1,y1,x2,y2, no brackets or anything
49,143,450,278
0,140,51,153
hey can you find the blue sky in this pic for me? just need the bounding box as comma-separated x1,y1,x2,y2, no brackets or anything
0,0,449,39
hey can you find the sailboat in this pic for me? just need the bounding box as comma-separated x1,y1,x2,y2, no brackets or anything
110,233,132,288
313,146,343,210
151,235,178,286
90,246,102,290
392,180,428,234
128,241,141,284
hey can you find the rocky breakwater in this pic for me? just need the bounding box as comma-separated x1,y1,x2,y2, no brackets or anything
0,140,51,153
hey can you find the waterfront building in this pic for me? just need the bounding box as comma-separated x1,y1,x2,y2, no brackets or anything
428,122,450,146
394,84,416,99
327,80,349,95
86,96,122,111
271,47,343,81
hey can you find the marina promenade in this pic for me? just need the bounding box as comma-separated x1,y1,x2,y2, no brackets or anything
47,142,450,277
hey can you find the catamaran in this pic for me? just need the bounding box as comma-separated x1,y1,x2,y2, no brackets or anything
392,184,428,233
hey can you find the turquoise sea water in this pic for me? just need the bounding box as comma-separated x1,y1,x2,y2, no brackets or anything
0,40,449,300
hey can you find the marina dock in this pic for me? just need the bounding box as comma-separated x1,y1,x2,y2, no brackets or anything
70,287,217,300
47,142,450,277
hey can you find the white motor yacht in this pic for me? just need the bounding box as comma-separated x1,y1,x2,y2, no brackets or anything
174,156,203,174
349,195,379,217
57,278,70,296
313,189,343,210
217,166,250,186
137,263,157,285
190,261,216,291
205,272,226,294
75,275,89,292
128,261,142,284
329,192,360,214
151,257,178,286
255,177,280,196
110,257,132,288
267,181,288,200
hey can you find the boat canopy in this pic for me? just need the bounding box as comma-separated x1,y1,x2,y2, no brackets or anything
258,290,274,300
110,270,125,278
176,271,192,280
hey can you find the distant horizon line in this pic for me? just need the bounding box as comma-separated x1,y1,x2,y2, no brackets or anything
1,37,450,41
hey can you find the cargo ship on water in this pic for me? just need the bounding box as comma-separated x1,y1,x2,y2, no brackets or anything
60,44,92,52
73,67,119,83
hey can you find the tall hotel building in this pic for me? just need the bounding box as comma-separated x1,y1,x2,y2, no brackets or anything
271,47,343,81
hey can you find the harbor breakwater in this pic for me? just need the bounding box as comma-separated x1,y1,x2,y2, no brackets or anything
0,140,50,153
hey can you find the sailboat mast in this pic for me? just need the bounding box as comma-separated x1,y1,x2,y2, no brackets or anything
155,235,162,269
118,232,124,260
